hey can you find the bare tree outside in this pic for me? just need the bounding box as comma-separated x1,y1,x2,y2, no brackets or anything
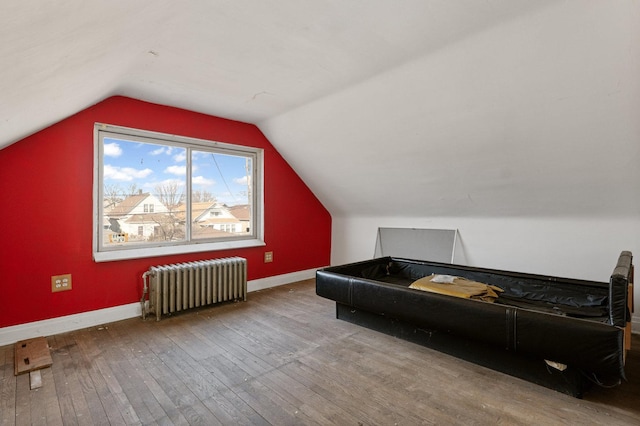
151,181,185,241
155,181,183,211
149,213,185,242
104,183,142,206
192,189,216,203
126,183,140,197
104,184,123,207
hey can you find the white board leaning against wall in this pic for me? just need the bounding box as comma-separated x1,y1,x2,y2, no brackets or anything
374,227,458,263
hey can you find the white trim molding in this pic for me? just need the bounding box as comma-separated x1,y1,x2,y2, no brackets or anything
0,303,142,348
247,267,318,292
0,268,321,347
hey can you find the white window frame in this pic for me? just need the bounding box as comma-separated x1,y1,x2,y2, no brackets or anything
93,123,265,262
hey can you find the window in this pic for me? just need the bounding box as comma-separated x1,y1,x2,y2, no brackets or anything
93,123,264,262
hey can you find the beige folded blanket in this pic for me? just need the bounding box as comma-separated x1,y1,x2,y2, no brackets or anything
409,274,503,303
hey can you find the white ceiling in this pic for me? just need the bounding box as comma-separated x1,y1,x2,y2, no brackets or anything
1,0,638,218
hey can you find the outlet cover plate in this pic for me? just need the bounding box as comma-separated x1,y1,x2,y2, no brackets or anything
51,274,72,292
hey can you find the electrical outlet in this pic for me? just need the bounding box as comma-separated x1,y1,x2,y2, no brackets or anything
51,274,72,292
264,251,273,263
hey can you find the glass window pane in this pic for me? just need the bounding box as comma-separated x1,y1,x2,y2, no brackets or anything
191,150,253,240
102,138,186,247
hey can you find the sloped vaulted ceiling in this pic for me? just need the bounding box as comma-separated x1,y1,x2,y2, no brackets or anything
1,0,639,218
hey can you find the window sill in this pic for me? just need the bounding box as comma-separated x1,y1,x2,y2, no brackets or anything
93,239,266,263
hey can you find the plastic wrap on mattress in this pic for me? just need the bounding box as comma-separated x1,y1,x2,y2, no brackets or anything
357,258,611,319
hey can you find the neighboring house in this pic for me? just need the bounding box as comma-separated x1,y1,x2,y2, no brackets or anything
228,204,251,234
106,192,170,240
176,202,248,236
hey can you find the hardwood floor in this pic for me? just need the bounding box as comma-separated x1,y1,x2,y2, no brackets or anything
1,279,639,425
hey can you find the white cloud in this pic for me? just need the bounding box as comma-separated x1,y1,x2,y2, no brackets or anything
158,178,186,188
104,164,153,181
165,165,186,176
150,146,174,156
233,176,249,185
142,178,185,189
104,143,122,157
191,151,208,160
173,152,186,162
193,176,215,186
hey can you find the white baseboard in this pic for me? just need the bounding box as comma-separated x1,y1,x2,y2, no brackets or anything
632,316,640,335
0,303,142,348
0,267,320,347
247,267,318,292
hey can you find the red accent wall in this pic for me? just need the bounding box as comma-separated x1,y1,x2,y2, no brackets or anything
0,96,331,328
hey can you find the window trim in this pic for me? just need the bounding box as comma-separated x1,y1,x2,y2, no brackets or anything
93,123,265,262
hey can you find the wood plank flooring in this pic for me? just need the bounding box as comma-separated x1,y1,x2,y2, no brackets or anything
1,279,639,425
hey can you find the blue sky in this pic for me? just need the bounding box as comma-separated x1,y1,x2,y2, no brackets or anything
103,137,251,205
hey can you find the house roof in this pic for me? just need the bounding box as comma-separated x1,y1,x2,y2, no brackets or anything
197,217,241,226
108,193,152,217
228,205,250,221
175,202,217,222
192,227,237,239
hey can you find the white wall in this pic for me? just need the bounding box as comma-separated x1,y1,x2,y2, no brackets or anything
332,215,639,326
262,1,640,221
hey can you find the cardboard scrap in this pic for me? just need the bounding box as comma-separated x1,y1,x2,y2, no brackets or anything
14,336,52,376
29,370,43,389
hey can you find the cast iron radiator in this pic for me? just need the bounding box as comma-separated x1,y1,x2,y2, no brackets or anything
141,257,247,321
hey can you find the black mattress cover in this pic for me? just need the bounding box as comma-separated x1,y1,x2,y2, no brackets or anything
316,255,632,382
